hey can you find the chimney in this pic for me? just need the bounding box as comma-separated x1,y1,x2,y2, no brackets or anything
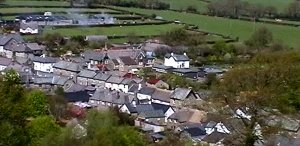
138,83,142,90
183,52,187,56
171,53,174,56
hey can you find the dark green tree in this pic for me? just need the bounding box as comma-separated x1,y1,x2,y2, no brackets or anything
26,90,48,117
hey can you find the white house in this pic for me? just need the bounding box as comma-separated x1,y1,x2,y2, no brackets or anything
164,53,189,68
137,87,156,104
19,22,39,34
32,56,57,73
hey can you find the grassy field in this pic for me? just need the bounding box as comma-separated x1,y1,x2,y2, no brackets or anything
160,0,208,13
4,0,69,6
115,7,300,47
43,24,182,36
0,8,118,14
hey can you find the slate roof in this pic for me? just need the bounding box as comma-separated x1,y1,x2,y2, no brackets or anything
152,89,171,102
20,22,38,30
136,104,154,113
5,43,32,52
65,84,86,93
172,68,199,73
107,49,141,59
64,91,90,102
139,110,165,118
169,110,194,123
111,59,119,65
53,61,82,72
78,70,97,78
184,127,207,137
202,131,227,143
170,88,192,100
165,53,189,61
119,56,137,65
32,75,70,85
124,103,137,113
0,57,12,66
93,73,111,81
90,89,133,104
106,76,124,84
121,78,134,85
0,33,24,45
152,64,173,70
138,87,156,96
128,84,139,93
82,50,105,62
26,43,44,51
32,56,57,63
151,103,171,113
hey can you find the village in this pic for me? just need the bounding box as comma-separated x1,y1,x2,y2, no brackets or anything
0,32,238,145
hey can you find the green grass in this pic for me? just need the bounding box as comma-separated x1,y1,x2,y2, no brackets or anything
160,0,208,13
115,7,300,47
0,8,118,14
4,0,69,6
43,24,182,36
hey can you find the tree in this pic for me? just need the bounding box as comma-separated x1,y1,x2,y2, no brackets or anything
26,90,48,117
264,6,277,18
127,32,140,44
286,0,300,19
245,27,273,51
0,0,5,4
186,6,198,13
161,28,188,46
27,116,61,146
211,51,300,145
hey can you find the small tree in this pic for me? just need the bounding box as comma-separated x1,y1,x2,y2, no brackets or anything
186,6,198,13
245,27,273,52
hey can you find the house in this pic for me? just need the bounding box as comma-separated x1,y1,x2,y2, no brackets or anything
82,50,107,70
135,104,166,133
118,78,136,93
105,76,125,91
140,42,170,67
32,56,57,73
0,34,24,56
151,89,172,105
119,103,137,114
0,57,12,71
137,87,156,104
180,126,207,142
164,53,189,69
26,43,44,56
89,89,134,108
168,109,207,126
53,61,82,77
92,73,111,88
3,42,33,58
19,22,39,34
76,70,97,86
32,75,74,90
170,88,199,107
136,50,156,67
201,130,228,145
117,56,139,72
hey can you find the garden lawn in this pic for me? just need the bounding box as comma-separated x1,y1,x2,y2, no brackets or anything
43,24,182,36
115,7,300,48
4,0,69,6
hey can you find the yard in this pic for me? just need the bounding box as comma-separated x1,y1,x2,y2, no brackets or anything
115,7,300,48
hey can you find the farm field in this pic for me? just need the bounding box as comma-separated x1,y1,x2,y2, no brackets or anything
42,24,182,36
3,0,69,6
115,7,300,47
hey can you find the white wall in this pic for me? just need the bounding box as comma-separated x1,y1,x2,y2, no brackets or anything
143,122,164,133
0,46,4,54
15,52,27,58
120,105,131,114
164,56,189,68
137,93,151,104
105,82,113,89
20,28,38,34
151,99,170,105
33,62,54,73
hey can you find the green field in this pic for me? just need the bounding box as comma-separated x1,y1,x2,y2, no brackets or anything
4,0,69,6
160,0,208,13
0,8,118,14
43,24,182,36
115,7,300,47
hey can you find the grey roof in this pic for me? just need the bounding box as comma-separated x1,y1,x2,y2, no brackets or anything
93,73,111,81
203,67,224,74
26,43,44,51
82,50,105,62
0,57,12,66
32,75,70,85
121,78,134,85
105,71,127,77
172,68,199,73
165,53,189,61
169,110,194,123
53,61,82,72
128,84,139,93
139,110,165,118
106,76,124,84
152,89,171,102
15,56,30,65
65,84,86,93
202,131,227,143
152,64,173,70
118,56,137,65
138,87,156,96
85,35,108,41
136,104,154,113
32,56,57,63
107,49,141,60
20,22,38,30
170,88,192,100
124,103,137,113
5,43,32,52
0,33,24,45
90,89,133,105
78,70,97,78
